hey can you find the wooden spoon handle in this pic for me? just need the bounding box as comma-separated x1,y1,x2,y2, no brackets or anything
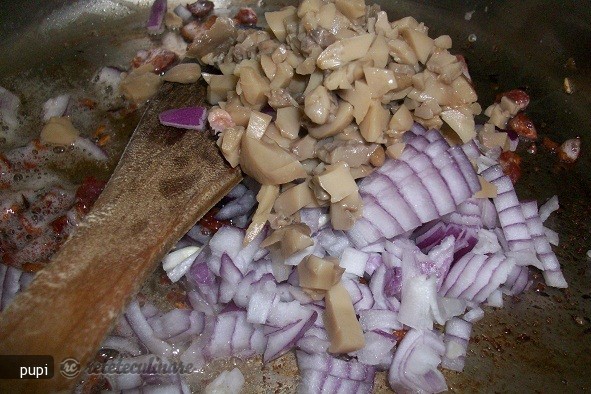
0,80,241,392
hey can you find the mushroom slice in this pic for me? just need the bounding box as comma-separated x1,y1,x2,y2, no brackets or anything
340,80,372,124
238,67,270,108
441,107,476,143
240,135,307,185
473,176,498,199
314,161,358,203
335,0,366,20
261,223,314,258
401,27,434,64
244,184,279,245
275,107,301,139
273,180,319,217
41,117,80,145
163,63,202,83
330,190,362,230
316,33,375,70
324,282,365,353
308,101,354,139
265,6,297,43
363,66,398,99
359,99,389,143
187,17,237,59
304,85,331,125
386,142,406,159
119,65,162,103
291,135,317,161
246,111,273,139
298,255,345,290
203,74,238,105
365,34,389,68
217,126,245,167
389,104,413,133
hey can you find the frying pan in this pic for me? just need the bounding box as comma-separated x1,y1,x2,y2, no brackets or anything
1,0,590,392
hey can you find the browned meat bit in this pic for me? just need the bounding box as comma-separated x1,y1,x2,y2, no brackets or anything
508,112,537,140
498,89,530,111
558,137,581,163
131,48,178,73
499,151,522,184
187,0,214,18
75,176,107,215
180,15,217,42
234,7,258,26
542,137,560,152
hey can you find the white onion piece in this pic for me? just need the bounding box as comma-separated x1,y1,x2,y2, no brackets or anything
539,195,559,223
354,331,396,368
463,306,484,323
163,246,200,280
388,328,447,393
359,309,402,332
204,368,245,394
72,137,108,161
174,4,193,21
442,317,472,372
471,228,502,255
42,94,70,122
1,265,23,311
125,300,173,358
340,247,369,276
0,86,20,129
544,226,559,246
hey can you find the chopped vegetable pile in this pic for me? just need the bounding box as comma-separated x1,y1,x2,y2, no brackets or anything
0,0,580,392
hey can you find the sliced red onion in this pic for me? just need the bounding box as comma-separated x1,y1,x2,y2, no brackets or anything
174,4,193,21
506,129,519,151
339,247,369,276
316,227,351,258
486,288,504,307
246,280,278,324
354,331,396,368
219,253,244,303
0,86,20,129
539,195,559,223
1,265,23,311
149,308,204,342
125,300,173,358
342,276,375,312
358,309,402,332
463,305,484,323
215,189,256,220
461,139,481,160
162,246,200,282
442,317,472,372
388,328,447,393
263,309,316,363
544,226,559,246
72,137,108,161
159,106,208,131
297,350,376,383
471,228,503,255
146,0,167,34
501,265,530,296
205,368,245,394
42,94,70,122
520,201,567,287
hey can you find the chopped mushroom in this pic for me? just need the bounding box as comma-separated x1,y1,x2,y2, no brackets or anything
275,107,301,139
260,223,313,258
217,126,244,167
163,63,202,83
187,17,237,59
244,184,279,245
298,255,345,291
40,117,80,145
330,191,362,230
273,180,319,217
473,176,498,198
304,85,331,124
314,161,358,203
324,282,365,353
119,64,162,103
316,33,375,70
240,135,307,185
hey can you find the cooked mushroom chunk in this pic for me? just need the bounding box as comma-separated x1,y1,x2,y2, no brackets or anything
324,282,365,353
316,33,375,70
304,85,331,125
240,135,307,185
314,161,358,203
298,255,345,290
244,184,279,245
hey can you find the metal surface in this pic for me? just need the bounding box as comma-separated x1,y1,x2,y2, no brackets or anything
0,0,590,392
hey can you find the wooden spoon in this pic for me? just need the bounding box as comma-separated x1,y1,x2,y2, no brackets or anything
0,78,242,392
